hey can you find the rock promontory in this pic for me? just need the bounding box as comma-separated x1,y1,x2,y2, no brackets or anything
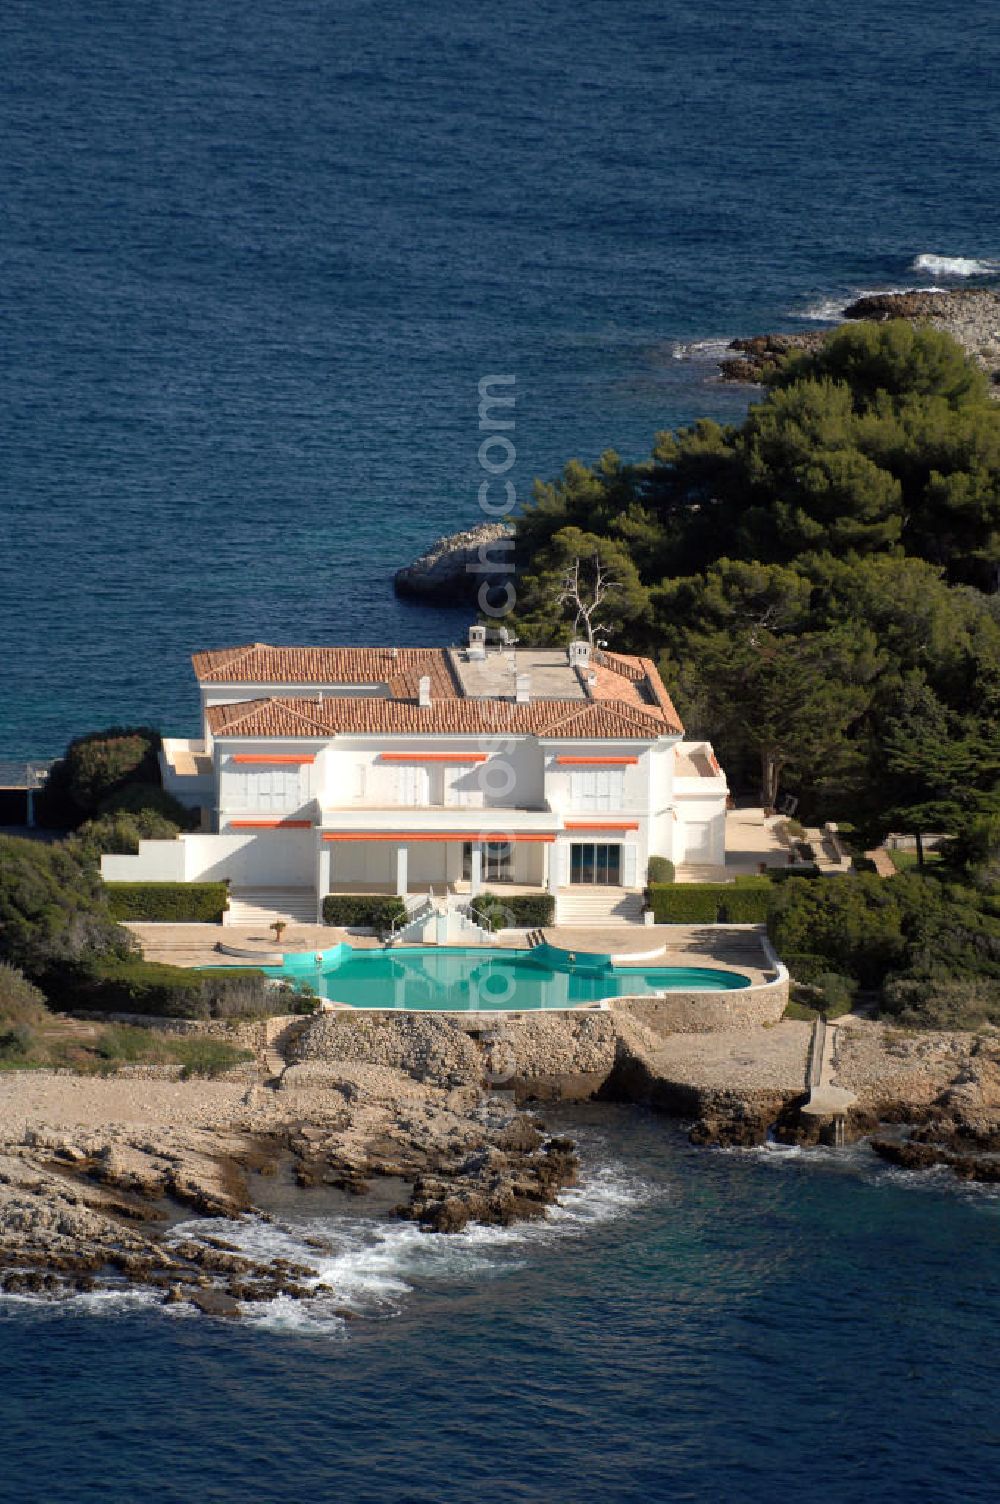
393,521,514,603
719,287,1000,388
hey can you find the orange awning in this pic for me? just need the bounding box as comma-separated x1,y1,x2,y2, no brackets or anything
554,756,638,765
563,820,639,832
231,754,316,765
378,752,488,763
321,831,554,843
228,819,313,829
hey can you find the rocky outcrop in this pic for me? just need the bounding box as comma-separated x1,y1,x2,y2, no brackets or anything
719,332,827,383
393,522,514,602
718,288,1000,388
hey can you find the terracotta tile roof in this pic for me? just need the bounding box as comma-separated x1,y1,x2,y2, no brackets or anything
191,644,454,686
193,639,684,733
206,696,670,742
590,649,683,733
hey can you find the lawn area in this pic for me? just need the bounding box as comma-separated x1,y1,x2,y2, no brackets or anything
889,848,943,873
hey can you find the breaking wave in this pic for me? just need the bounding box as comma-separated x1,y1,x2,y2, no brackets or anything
0,1150,655,1337
795,286,948,322
911,252,1000,278
670,336,734,361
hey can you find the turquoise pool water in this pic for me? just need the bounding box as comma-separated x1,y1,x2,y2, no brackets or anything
264,945,750,1012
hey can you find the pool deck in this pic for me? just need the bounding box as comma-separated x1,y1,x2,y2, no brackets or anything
124,922,773,986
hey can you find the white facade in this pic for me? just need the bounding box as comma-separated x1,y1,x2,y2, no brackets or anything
117,638,731,920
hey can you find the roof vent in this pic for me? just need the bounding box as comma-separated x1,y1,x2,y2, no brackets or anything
418,674,432,708
468,624,487,661
568,639,591,669
515,672,531,705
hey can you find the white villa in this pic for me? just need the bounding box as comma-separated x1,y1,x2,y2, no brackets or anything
102,630,730,925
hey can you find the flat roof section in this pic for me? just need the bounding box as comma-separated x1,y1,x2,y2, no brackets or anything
448,647,588,701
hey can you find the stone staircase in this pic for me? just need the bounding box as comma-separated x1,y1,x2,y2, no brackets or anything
556,887,645,926
224,887,317,928
675,863,728,883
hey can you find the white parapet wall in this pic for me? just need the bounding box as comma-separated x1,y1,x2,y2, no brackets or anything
101,830,315,887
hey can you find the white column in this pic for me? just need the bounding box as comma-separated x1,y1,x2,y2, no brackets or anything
470,843,483,896
316,841,332,923
547,840,560,896
396,844,408,896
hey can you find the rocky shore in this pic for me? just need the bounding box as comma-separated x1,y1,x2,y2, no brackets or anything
393,521,514,603
3,1007,997,1315
718,288,1000,387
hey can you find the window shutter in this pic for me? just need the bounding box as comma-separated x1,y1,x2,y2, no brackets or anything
622,843,638,887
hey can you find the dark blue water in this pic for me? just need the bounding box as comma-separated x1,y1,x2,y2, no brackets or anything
3,4,1000,1496
3,0,999,754
3,1110,998,1504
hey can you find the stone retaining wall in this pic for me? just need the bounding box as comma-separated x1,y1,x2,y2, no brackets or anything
612,975,788,1038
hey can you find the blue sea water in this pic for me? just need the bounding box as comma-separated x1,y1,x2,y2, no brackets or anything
2,1109,999,1504
3,2,1000,1498
3,0,999,756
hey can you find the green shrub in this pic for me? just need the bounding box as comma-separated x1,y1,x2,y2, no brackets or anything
80,960,206,1017
0,1023,38,1060
468,892,555,931
94,1023,168,1064
782,951,833,986
170,1038,254,1079
880,975,1000,1030
104,882,229,923
646,885,722,923
97,783,196,826
36,727,163,828
646,856,675,885
70,809,182,867
0,834,136,988
783,997,822,1022
322,894,407,931
77,961,276,1020
767,875,909,988
814,972,858,1018
0,962,50,1028
719,888,771,924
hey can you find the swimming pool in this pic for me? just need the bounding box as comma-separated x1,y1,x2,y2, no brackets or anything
264,944,750,1012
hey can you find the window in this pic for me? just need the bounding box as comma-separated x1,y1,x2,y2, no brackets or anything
226,763,306,813
396,766,430,806
569,843,622,885
569,768,624,812
463,841,513,882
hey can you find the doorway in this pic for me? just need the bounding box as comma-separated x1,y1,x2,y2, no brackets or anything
463,841,513,883
569,842,621,885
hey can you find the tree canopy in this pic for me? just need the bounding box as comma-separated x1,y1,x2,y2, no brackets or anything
507,321,1000,831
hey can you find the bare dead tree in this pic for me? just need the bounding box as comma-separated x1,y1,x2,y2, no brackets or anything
556,554,622,648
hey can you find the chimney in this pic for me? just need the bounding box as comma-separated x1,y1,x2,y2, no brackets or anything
515,672,531,704
568,639,591,669
418,674,432,708
467,624,487,661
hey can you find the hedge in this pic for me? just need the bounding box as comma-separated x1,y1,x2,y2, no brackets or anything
469,891,556,931
647,879,773,925
719,888,771,924
104,882,230,923
75,961,274,1018
646,885,722,923
77,960,206,1016
322,894,407,930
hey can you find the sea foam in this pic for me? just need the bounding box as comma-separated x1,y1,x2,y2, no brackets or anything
911,252,1000,278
